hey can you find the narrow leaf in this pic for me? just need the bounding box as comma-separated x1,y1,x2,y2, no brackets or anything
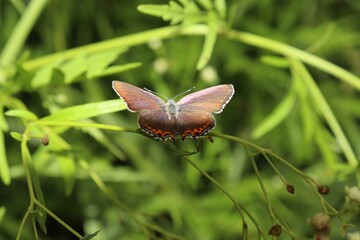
82,126,126,160
31,60,62,88
39,100,127,122
0,106,9,131
57,155,76,196
5,109,38,121
196,0,213,10
10,132,23,142
291,59,358,167
252,91,296,139
138,2,203,25
196,12,218,70
86,48,128,78
214,0,226,19
0,131,11,185
60,54,87,83
137,4,176,18
81,229,102,240
0,206,6,223
316,128,337,167
46,130,72,151
88,62,141,79
260,55,289,68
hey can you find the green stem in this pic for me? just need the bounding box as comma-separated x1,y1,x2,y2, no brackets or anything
22,24,360,92
20,127,36,200
0,0,49,66
225,29,360,91
16,207,31,240
35,120,131,132
34,199,83,239
22,25,182,71
182,155,267,239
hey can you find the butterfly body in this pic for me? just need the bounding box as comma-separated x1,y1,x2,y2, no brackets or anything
112,81,234,141
165,100,179,118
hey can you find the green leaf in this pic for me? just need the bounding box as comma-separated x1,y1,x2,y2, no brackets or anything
45,129,71,151
214,0,226,19
0,106,9,131
300,101,316,143
10,132,23,142
182,1,204,25
196,12,218,70
0,206,6,224
88,62,142,79
57,155,76,196
290,59,358,167
260,55,290,68
31,60,62,88
293,74,316,144
0,131,11,185
252,90,296,139
39,100,127,122
5,109,38,121
86,48,128,78
81,229,102,240
138,1,204,25
82,125,126,160
196,0,213,10
137,4,172,18
138,3,184,25
30,47,131,86
316,128,337,167
60,53,87,84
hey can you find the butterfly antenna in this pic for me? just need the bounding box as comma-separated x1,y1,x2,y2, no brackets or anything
143,87,169,100
173,86,195,100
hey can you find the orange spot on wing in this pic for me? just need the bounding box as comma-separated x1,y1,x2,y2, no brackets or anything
181,123,214,140
142,125,175,141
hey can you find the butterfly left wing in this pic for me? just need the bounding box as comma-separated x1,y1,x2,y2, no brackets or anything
112,81,165,112
177,84,234,113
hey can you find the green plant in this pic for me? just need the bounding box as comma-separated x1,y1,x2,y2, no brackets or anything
1,0,359,239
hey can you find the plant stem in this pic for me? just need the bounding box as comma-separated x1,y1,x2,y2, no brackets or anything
34,199,83,239
225,29,360,91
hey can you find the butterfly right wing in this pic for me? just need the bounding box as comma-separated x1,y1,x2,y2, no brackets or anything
112,81,164,112
177,84,234,113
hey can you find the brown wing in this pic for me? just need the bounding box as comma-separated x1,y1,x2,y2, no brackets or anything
177,84,234,113
112,81,164,112
177,110,215,140
138,109,178,141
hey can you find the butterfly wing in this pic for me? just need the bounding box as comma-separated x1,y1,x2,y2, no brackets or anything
138,109,177,140
176,84,234,139
177,84,234,113
177,110,215,139
112,81,164,112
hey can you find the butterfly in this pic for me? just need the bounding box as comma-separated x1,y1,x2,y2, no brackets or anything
112,81,234,141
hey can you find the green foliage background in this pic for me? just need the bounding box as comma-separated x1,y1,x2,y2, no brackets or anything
0,0,359,239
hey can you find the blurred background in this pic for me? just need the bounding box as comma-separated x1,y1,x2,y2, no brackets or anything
0,0,359,239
